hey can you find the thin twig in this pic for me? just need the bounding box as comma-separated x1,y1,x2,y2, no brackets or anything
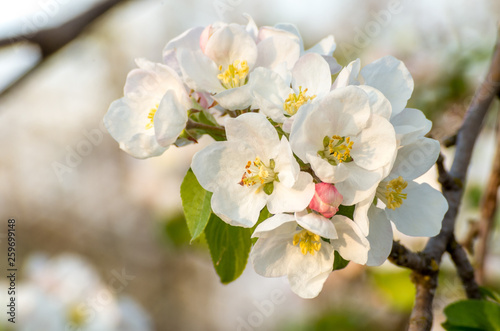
475,112,500,284
447,237,482,299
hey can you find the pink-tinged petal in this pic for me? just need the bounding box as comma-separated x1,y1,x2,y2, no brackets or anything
360,55,414,116
386,181,447,237
292,53,331,96
199,25,212,53
295,210,338,239
366,206,393,266
205,24,258,69
309,183,343,218
330,215,370,264
350,114,396,171
267,172,315,215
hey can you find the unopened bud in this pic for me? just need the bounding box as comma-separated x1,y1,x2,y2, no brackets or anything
309,182,343,218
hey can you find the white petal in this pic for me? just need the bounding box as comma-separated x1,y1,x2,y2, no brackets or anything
252,214,297,238
212,84,253,110
205,24,258,69
307,153,349,183
386,181,447,237
251,232,295,277
305,35,336,55
162,26,204,74
211,184,267,228
353,192,376,236
255,35,301,71
350,114,397,171
331,59,361,89
390,138,440,181
366,206,393,266
330,215,370,264
154,90,188,147
391,108,432,145
356,85,392,120
292,53,331,96
250,67,291,123
104,99,167,159
268,172,315,214
360,56,414,116
225,113,280,160
177,49,223,93
191,141,254,192
295,210,338,239
275,137,300,188
334,163,381,205
287,243,334,298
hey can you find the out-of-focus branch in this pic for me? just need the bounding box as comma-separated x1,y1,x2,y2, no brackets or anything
388,241,428,272
475,113,500,284
0,0,124,96
406,28,500,331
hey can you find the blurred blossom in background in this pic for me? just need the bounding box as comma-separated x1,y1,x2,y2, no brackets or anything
0,0,499,330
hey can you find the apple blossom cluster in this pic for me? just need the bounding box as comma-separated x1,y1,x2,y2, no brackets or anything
104,16,448,299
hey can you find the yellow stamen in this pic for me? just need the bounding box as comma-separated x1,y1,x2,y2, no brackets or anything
283,86,316,116
293,230,322,255
217,60,249,89
327,135,354,164
239,157,276,187
384,176,408,210
145,104,159,130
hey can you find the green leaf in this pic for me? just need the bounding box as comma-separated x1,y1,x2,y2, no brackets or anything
442,299,500,331
479,286,500,303
204,214,252,284
180,168,212,242
333,251,350,271
337,204,355,220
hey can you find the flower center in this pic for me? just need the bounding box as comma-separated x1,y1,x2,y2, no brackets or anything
239,157,277,191
283,86,316,116
68,305,87,326
318,135,354,165
379,176,408,210
293,229,322,255
145,104,159,130
217,60,249,89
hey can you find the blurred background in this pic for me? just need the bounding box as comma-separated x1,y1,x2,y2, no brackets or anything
0,0,499,330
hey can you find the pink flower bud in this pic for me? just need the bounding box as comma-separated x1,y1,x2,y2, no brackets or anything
309,183,343,218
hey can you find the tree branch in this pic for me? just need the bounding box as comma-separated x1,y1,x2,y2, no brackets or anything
447,237,482,299
0,0,124,96
407,28,500,330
